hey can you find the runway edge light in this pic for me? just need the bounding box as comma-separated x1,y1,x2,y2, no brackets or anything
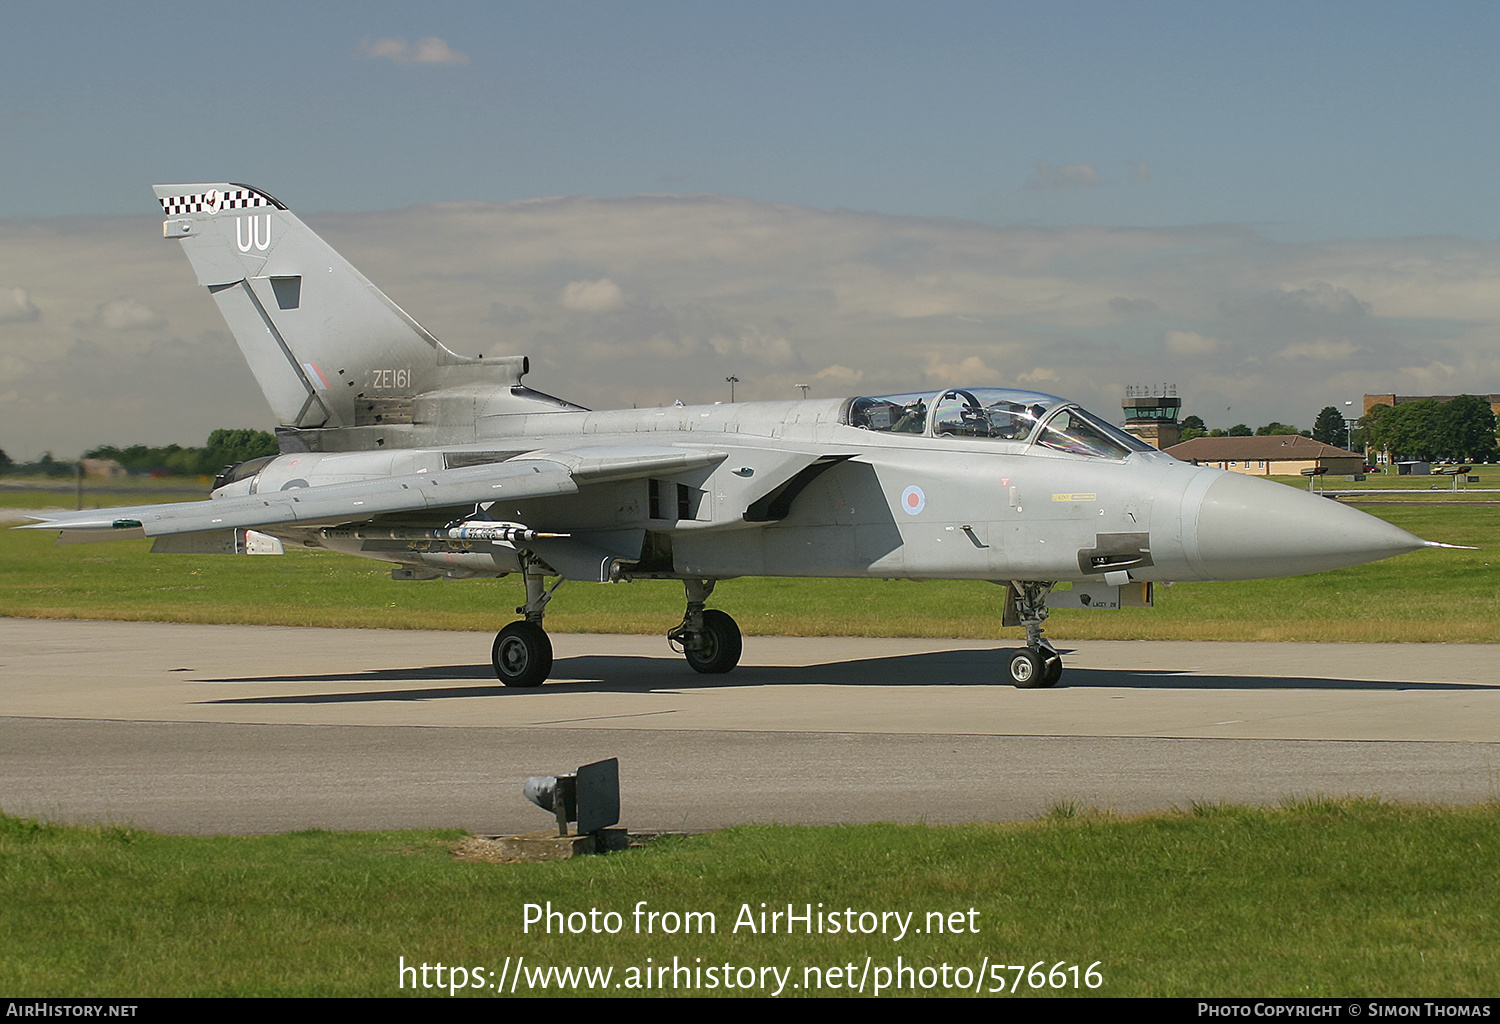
523,758,625,851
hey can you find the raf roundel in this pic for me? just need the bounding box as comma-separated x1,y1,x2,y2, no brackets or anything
900,485,926,515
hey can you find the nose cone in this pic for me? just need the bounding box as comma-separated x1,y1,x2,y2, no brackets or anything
1187,472,1426,581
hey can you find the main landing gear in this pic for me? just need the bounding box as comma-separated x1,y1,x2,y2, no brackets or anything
491,568,744,686
667,579,743,674
1005,581,1063,688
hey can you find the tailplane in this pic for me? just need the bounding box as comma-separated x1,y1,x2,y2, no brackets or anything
154,183,527,435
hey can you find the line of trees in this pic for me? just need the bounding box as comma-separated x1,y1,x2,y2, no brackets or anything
1178,416,1311,442
0,429,279,478
1360,396,1498,463
0,450,79,478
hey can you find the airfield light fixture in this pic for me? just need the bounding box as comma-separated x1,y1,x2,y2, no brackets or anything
523,758,620,838
726,376,739,402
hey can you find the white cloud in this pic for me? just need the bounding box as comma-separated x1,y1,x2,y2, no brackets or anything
0,286,39,323
1397,361,1460,387
1130,161,1151,184
1165,330,1225,355
814,364,865,385
1275,339,1361,361
1109,296,1159,315
412,37,468,65
1285,282,1368,317
1223,282,1369,321
358,37,406,61
358,36,469,66
1017,367,1060,384
709,327,797,367
1027,162,1102,190
90,296,167,331
559,278,624,311
921,352,1001,383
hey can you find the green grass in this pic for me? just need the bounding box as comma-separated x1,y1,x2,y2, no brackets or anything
0,476,209,509
1265,463,1500,495
1,504,1494,641
2,801,1496,997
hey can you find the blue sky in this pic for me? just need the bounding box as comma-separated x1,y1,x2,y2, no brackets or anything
3,2,1499,457
7,1,1500,238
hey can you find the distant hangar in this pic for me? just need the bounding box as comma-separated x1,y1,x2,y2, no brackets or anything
1164,435,1364,477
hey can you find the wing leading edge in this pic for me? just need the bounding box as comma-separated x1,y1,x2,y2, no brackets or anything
20,447,728,541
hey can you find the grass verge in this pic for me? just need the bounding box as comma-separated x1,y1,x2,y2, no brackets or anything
2,800,1496,997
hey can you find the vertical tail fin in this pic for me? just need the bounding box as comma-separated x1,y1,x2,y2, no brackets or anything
154,183,524,432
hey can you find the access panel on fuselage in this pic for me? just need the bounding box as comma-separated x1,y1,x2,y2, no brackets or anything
670,453,1021,579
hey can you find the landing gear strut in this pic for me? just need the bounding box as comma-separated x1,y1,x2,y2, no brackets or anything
667,579,743,674
1007,581,1062,688
492,558,562,687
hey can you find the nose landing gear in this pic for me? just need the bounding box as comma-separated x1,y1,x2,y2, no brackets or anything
1006,581,1062,688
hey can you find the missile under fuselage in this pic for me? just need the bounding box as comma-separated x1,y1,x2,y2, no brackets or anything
320,522,568,545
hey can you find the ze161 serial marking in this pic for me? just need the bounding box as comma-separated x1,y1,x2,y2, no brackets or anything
370,368,412,390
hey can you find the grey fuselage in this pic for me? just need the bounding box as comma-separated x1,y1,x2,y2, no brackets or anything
225,394,1420,587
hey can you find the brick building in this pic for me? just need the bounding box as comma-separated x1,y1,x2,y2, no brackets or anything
1363,393,1500,416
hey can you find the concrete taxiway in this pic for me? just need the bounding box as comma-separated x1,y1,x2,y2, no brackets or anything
2,618,1497,834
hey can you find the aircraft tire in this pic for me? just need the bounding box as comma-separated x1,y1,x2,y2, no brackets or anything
1041,655,1064,688
1006,648,1048,688
685,609,742,674
492,621,553,687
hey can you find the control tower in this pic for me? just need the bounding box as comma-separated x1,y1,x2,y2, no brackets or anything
1122,383,1181,449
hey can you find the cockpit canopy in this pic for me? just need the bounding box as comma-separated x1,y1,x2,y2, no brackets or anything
845,387,1154,460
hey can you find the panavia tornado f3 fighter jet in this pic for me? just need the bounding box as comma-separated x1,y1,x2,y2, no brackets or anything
23,183,1446,688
